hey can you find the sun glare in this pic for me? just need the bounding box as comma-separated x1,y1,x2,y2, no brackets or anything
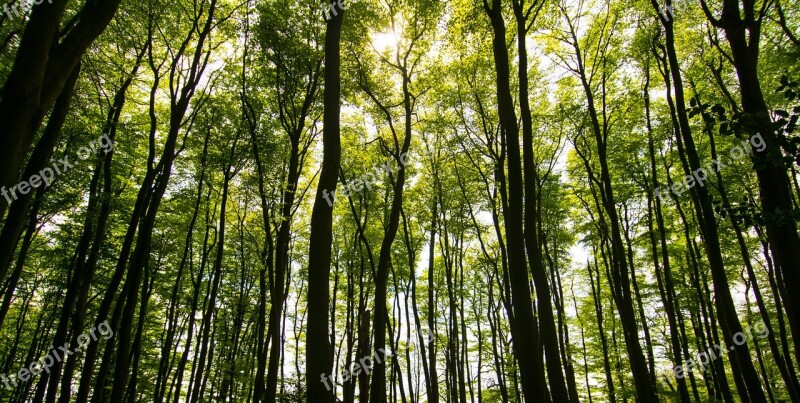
371,31,401,52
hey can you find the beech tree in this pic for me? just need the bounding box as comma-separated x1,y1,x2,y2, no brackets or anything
1,0,798,401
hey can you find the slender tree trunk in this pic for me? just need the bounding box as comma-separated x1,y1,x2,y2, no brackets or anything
710,0,800,367
154,130,209,403
660,148,733,401
427,195,439,403
111,3,218,399
245,84,275,403
696,93,800,400
306,4,343,401
512,1,570,399
125,261,156,402
653,7,765,398
483,0,548,399
562,9,656,395
0,62,80,296
188,135,238,403
52,51,144,403
170,193,216,403
0,187,41,335
589,260,616,403
78,56,165,403
621,204,658,387
358,309,371,403
643,65,692,402
0,0,121,209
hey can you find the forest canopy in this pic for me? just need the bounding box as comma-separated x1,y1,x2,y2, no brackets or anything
0,0,799,401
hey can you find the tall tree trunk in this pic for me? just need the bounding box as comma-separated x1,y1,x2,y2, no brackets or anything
0,0,121,212
0,62,80,330
427,195,439,403
701,0,800,367
244,64,275,403
306,4,343,401
578,44,657,403
660,144,733,400
264,23,321,401
48,50,144,403
643,64,692,402
110,3,218,400
154,130,210,403
589,259,616,403
358,309,372,403
512,0,571,399
560,6,656,396
401,208,428,403
78,59,165,403
621,204,658,387
363,21,418,402
653,6,766,398
482,0,548,399
188,134,239,403
169,192,216,403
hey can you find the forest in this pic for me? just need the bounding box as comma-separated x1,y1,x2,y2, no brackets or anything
0,0,799,401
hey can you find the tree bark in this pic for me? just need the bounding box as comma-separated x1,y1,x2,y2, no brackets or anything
482,0,549,399
0,0,122,215
702,0,800,367
652,6,766,398
306,4,343,401
512,0,571,399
